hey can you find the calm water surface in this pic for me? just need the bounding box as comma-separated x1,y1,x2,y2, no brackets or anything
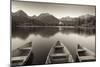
12,26,96,65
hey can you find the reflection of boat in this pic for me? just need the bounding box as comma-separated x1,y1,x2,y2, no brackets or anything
11,42,33,66
76,44,96,62
45,41,74,64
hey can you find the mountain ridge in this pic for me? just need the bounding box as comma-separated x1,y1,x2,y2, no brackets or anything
12,10,96,27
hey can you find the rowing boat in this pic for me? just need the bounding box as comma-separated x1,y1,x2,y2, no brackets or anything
45,41,74,64
76,44,96,62
11,42,33,66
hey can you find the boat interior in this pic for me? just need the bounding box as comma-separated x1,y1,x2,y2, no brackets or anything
77,45,96,62
49,41,70,63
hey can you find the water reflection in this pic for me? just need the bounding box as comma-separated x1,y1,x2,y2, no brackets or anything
12,26,95,39
12,27,59,39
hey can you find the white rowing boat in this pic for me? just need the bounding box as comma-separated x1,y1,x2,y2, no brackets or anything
45,41,74,64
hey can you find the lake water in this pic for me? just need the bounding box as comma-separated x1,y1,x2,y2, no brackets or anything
12,26,96,65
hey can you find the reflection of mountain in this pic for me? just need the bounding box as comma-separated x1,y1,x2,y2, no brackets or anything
12,27,95,39
60,27,95,36
12,27,59,39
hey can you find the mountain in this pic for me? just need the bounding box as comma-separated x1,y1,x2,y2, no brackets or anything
75,14,96,26
12,10,45,27
60,14,96,27
12,10,32,27
12,10,95,27
60,16,75,26
12,10,59,27
29,15,37,19
61,16,73,21
79,14,95,19
13,10,28,17
36,13,59,26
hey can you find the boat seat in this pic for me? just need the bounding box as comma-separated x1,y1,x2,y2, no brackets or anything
12,56,27,61
51,58,69,63
50,53,67,56
55,46,64,48
79,56,96,62
19,47,31,50
50,54,69,63
78,49,86,52
50,53,69,59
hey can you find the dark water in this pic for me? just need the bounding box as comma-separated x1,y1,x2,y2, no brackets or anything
12,26,96,65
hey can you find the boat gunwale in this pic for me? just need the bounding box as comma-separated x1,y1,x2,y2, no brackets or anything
22,44,33,65
45,41,56,64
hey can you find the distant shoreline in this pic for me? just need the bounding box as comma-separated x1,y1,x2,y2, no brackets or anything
16,26,95,29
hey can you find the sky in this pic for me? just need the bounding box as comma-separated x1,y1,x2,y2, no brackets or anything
12,1,96,18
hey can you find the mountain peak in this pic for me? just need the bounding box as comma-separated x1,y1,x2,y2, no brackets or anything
79,14,94,19
36,13,59,25
61,16,73,21
14,10,28,17
38,13,52,17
